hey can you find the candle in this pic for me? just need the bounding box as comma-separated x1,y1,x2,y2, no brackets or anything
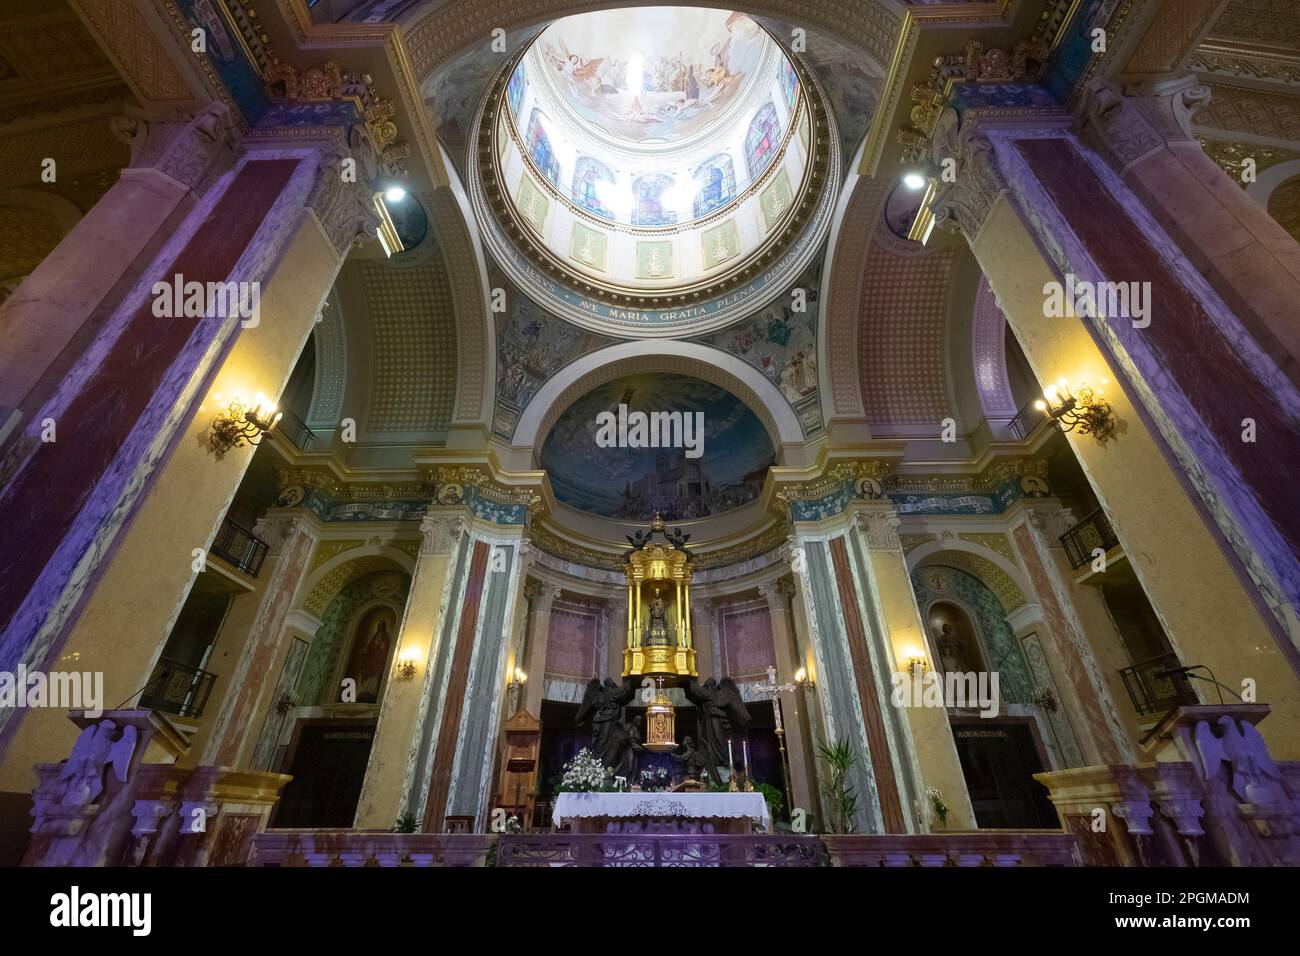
728,738,733,765
743,739,750,774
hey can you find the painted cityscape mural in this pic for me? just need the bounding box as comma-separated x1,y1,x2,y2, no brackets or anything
539,374,776,520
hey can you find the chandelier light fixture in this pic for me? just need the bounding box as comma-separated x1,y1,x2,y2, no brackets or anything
1035,379,1116,443
208,393,282,458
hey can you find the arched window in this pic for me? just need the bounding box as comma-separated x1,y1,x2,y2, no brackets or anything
631,174,677,227
780,59,798,109
572,157,616,218
526,108,560,185
744,101,781,179
692,155,736,217
507,62,527,118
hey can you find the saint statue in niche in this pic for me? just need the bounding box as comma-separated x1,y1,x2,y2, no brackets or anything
930,604,985,675
346,608,396,704
647,588,670,645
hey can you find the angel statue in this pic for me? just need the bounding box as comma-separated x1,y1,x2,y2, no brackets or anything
58,719,138,807
669,735,713,784
575,677,636,766
609,716,646,782
684,676,751,774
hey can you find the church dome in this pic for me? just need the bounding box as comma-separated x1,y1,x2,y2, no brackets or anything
470,7,838,337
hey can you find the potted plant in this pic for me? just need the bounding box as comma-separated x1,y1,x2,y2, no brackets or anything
816,738,859,835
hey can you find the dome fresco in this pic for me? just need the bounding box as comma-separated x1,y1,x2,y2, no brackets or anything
471,6,837,334
539,374,776,520
507,9,800,228
530,8,775,146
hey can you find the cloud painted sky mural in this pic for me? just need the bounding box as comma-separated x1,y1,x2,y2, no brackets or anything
539,374,775,520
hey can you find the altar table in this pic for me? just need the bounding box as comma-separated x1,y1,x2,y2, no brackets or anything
553,791,772,834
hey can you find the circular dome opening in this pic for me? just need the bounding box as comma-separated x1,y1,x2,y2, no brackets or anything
470,7,837,336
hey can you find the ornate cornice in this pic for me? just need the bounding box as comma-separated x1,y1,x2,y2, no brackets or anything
1075,75,1211,174
109,101,241,194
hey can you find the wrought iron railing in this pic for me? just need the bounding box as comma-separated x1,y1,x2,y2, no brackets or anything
210,517,269,577
275,408,314,451
1059,507,1120,570
495,833,825,867
139,658,217,719
1006,398,1048,441
1119,652,1198,717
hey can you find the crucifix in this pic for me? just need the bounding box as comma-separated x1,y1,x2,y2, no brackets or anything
748,664,798,819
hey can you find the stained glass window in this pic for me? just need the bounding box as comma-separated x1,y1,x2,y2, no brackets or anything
692,155,736,217
744,102,780,179
526,108,560,185
780,59,798,109
572,157,616,218
632,174,678,227
507,63,526,119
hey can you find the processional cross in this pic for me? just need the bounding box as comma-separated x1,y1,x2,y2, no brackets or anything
748,665,798,819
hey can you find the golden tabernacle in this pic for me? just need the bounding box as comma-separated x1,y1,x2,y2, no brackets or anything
623,514,697,680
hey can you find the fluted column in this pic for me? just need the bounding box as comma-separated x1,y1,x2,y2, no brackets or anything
522,582,559,715
692,598,716,677
0,128,378,789
1007,503,1144,762
926,113,1300,755
200,509,321,768
758,580,817,818
354,513,465,828
0,103,241,431
606,598,626,681
851,505,974,831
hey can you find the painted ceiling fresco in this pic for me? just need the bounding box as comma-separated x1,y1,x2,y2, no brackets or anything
531,9,773,144
489,253,825,444
539,374,776,520
425,17,878,177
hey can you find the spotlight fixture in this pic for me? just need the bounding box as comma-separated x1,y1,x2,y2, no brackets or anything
384,185,407,202
902,171,927,191
1034,378,1116,443
208,393,281,458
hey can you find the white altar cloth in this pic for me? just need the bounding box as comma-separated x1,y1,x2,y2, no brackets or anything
553,791,771,831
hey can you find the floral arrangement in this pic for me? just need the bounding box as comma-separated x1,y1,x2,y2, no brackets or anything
557,747,612,793
639,767,671,792
927,786,950,828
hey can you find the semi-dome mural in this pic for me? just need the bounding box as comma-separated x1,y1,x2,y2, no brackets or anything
539,373,775,520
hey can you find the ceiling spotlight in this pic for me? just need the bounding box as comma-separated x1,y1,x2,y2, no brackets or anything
902,172,926,191
384,186,407,203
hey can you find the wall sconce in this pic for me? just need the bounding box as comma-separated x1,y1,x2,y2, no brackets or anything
1034,379,1116,443
208,393,281,458
794,667,815,693
906,654,929,677
395,652,419,682
511,667,527,687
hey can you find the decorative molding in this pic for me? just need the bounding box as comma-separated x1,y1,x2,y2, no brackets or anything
855,508,903,551
303,128,383,257
418,514,465,556
1076,76,1211,174
109,101,242,195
